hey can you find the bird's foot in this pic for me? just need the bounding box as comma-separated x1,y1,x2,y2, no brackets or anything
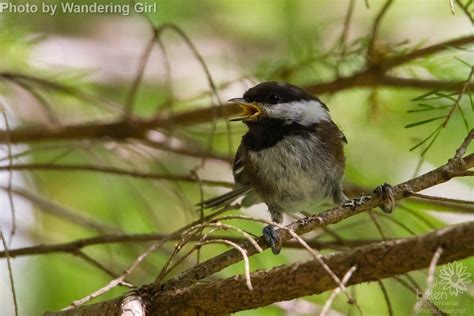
343,195,372,210
263,225,281,255
373,182,395,213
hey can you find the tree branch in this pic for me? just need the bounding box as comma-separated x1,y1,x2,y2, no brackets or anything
0,35,473,145
47,220,474,315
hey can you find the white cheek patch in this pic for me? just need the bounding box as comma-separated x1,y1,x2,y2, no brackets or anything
265,100,330,126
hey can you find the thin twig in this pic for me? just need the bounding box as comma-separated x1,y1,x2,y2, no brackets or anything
319,265,357,316
454,128,474,159
449,0,456,14
413,247,444,313
1,186,118,233
155,221,263,284
210,215,355,304
455,0,474,24
0,231,18,316
0,99,16,238
73,250,134,288
199,239,253,290
392,275,445,316
123,29,157,118
442,68,474,128
407,191,474,205
367,0,394,60
61,208,230,310
63,242,160,310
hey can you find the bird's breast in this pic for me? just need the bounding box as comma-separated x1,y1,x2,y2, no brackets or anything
246,134,339,212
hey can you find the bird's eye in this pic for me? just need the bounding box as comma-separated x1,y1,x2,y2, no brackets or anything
267,94,280,104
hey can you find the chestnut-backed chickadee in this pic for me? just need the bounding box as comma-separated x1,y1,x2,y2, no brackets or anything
201,81,352,254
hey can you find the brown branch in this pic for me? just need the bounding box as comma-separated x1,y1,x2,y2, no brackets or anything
47,220,474,315
0,232,382,258
0,75,471,146
0,34,471,146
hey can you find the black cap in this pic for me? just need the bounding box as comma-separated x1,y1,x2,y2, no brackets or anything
243,81,326,109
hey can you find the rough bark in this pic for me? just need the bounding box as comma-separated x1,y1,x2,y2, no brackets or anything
47,220,474,315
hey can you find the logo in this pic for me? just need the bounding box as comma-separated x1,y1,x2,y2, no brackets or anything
416,261,472,315
438,262,472,296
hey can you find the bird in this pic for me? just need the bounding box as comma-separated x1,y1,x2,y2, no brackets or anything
200,81,392,254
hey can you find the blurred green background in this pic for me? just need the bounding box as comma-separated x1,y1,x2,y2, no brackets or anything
0,0,473,315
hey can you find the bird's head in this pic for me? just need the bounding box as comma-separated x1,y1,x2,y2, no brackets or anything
230,81,330,126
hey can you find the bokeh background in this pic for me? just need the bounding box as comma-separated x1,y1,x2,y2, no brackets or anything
0,0,473,315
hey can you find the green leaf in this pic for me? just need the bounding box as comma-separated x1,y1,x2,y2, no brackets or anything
411,89,442,101
421,128,442,156
417,103,435,108
433,92,458,102
407,105,450,113
412,90,460,102
457,105,470,131
409,126,442,151
404,116,446,128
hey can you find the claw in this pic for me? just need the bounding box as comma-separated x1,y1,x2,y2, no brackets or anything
373,182,395,213
343,195,372,210
263,225,281,255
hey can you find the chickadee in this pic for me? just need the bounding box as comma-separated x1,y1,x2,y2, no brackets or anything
201,81,351,254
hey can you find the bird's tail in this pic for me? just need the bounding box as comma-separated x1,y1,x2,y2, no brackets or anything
197,185,252,209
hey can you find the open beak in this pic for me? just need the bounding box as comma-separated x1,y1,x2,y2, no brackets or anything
228,98,263,121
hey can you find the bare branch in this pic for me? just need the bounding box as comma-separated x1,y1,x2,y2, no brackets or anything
48,220,474,315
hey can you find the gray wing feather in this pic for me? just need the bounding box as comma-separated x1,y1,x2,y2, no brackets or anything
199,144,254,209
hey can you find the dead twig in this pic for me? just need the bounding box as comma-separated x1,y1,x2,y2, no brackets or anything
413,247,444,313
319,265,357,316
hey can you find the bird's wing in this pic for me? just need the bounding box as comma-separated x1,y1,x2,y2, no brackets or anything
232,143,250,186
198,144,252,209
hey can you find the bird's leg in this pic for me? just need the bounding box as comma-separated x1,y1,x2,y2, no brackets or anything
263,210,283,255
373,182,395,213
343,182,395,213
